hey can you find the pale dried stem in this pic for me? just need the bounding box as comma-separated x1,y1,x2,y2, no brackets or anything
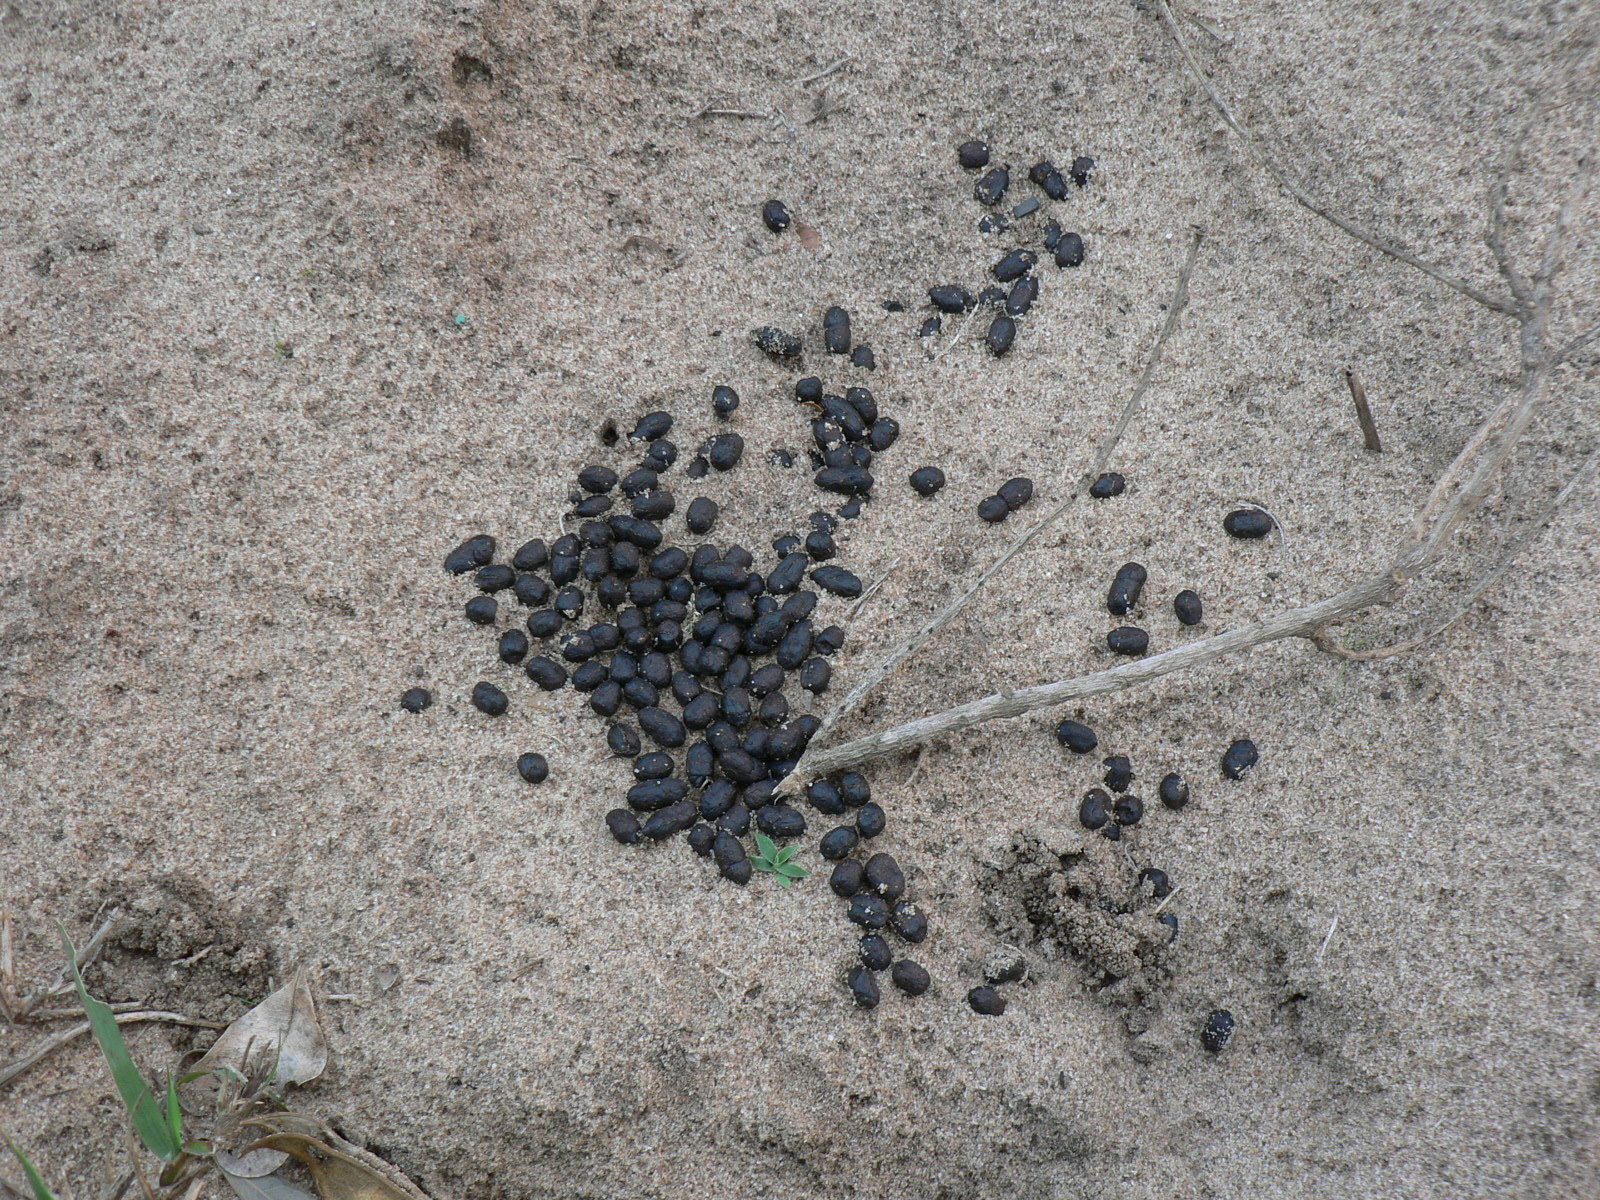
0,1011,225,1091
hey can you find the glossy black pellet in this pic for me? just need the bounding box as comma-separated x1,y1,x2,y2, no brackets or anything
687,823,717,856
856,803,886,839
589,681,622,716
511,539,549,572
1040,168,1068,201
609,515,664,550
700,780,738,820
1156,772,1192,810
1103,755,1134,792
848,965,880,1008
1005,277,1038,316
632,490,675,521
978,285,1007,308
1174,589,1204,626
838,772,871,807
998,477,1033,510
919,316,942,338
799,657,831,694
1055,715,1098,753
1107,627,1150,656
753,326,803,358
929,285,974,314
957,139,990,169
1113,794,1144,826
762,199,792,232
647,435,679,467
1079,788,1111,830
552,533,581,557
909,466,946,497
890,901,927,943
721,686,753,728
444,534,495,575
1107,563,1147,616
561,631,596,662
1088,472,1125,499
471,681,508,716
978,213,1007,234
858,933,892,972
686,456,709,478
1139,867,1172,898
525,609,563,638
808,780,847,815
609,542,641,578
554,586,585,619
714,832,752,884
775,622,812,672
638,706,687,748
755,804,806,839
640,651,672,688
685,741,714,786
399,687,432,713
814,626,845,655
628,778,688,812
993,248,1036,282
819,826,860,861
516,752,549,784
620,467,658,498
464,596,498,625
520,658,564,692
578,465,618,495
1202,1009,1235,1052
760,552,804,595
865,853,905,900
830,858,865,897
976,495,1009,524
756,691,788,728
498,629,529,665
811,565,863,598
1069,155,1094,187
706,433,745,471
718,747,766,785
606,809,642,844
857,415,894,451
974,165,1009,206
681,497,717,537
1222,739,1259,780
580,548,609,582
601,721,640,757
849,894,890,929
644,799,697,841
474,564,515,594
823,306,852,355
891,959,931,996
1224,509,1273,539
1054,232,1085,268
572,495,613,518
1027,160,1056,186
626,412,670,444
967,986,1006,1016
633,751,674,781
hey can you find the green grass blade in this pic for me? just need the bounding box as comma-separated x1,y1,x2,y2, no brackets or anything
2,1128,59,1200
165,1074,183,1150
59,932,182,1160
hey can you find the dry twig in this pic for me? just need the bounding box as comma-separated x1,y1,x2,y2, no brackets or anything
796,55,854,87
0,1011,225,1091
1345,369,1382,452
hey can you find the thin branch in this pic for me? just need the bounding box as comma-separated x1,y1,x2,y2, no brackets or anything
0,1011,225,1091
1156,0,1521,318
1555,320,1600,365
690,105,774,120
1344,368,1382,452
796,55,854,87
1484,112,1538,311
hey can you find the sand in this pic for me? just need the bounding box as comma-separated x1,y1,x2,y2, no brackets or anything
2,1,1598,1196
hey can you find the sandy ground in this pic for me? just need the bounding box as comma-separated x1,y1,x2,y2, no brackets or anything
3,0,1599,1196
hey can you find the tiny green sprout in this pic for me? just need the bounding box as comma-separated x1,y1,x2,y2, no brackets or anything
749,832,809,888
2,1128,58,1200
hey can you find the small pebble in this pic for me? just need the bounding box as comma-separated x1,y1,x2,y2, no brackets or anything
1078,788,1111,830
847,966,880,1008
517,752,549,784
1106,626,1150,656
957,140,990,169
1202,1009,1235,1052
1224,509,1273,539
470,681,508,716
752,327,803,358
891,959,931,996
1057,720,1098,753
967,986,1007,1016
1011,197,1040,219
974,166,1009,206
858,934,893,971
986,315,1016,356
1159,772,1190,810
1103,755,1133,792
909,466,946,496
1174,589,1204,625
1107,562,1147,616
712,385,740,419
1088,472,1125,499
399,687,432,713
762,199,792,233
1222,739,1259,780
1054,232,1085,268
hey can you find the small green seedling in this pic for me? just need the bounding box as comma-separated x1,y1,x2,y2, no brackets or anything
2,1129,58,1200
749,832,809,888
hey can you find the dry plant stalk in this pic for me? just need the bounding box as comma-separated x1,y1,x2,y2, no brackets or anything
783,9,1596,784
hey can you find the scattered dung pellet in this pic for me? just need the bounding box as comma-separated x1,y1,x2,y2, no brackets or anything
1011,196,1040,219
687,823,716,856
712,385,740,419
856,803,886,839
799,656,831,693
517,752,549,784
837,772,871,807
1078,788,1111,830
928,285,974,314
1174,589,1204,626
978,218,1007,236
848,893,890,929
974,165,1009,206
1139,867,1172,898
1069,155,1095,187
1043,219,1063,251
882,299,905,312
1102,822,1122,842
572,496,612,518
475,564,516,593
1158,912,1180,941
1201,1009,1235,1052
571,661,607,692
967,986,1007,1016
685,497,718,535
722,858,754,886
957,139,990,169
1107,562,1147,616
1103,755,1133,792
864,852,905,899
606,809,642,844
1089,472,1126,499
998,476,1033,511
1107,626,1150,656
823,306,852,354
811,565,863,598
977,494,1010,523
686,456,709,478
820,826,860,860
761,199,792,233
752,326,803,358
713,829,749,876
891,959,931,996
919,316,942,338
1054,232,1085,268
1005,277,1038,316
524,657,568,691
890,900,927,943
644,799,698,841
978,285,1006,308
850,344,876,370
830,858,866,897
993,248,1036,282
399,687,433,713
815,466,874,495
1159,772,1190,810
1040,168,1068,201
982,947,1027,984
1057,720,1098,754
908,466,947,497
795,376,824,404
1113,794,1144,826
755,804,806,839
526,609,563,638
444,534,495,575
986,315,1016,356
805,529,837,561
1222,739,1259,780
471,681,508,716
607,723,641,757
1224,508,1273,539
718,802,752,837
577,466,618,495
858,934,893,971
638,706,687,748
498,629,529,664
847,965,881,1008
464,595,498,625
633,751,674,780
512,538,549,571
814,625,846,655
630,411,673,442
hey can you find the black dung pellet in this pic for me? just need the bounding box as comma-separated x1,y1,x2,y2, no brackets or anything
639,707,687,748
1043,219,1063,251
1107,562,1147,616
772,533,803,557
909,466,946,497
713,828,748,869
498,629,529,664
823,306,852,355
762,553,805,595
572,496,613,517
1069,155,1094,188
1005,277,1039,316
524,657,567,691
685,496,718,535
891,959,931,996
633,751,674,780
1202,1009,1235,1052
686,456,709,478
644,799,698,841
799,657,831,694
1113,794,1144,826
761,199,791,233
820,826,859,860
647,439,679,468
815,626,846,656
804,530,837,562
687,823,717,856
620,467,658,498
444,534,495,574
1224,509,1273,539
815,466,873,496
794,376,824,405
1027,160,1056,186
399,687,432,713
577,465,618,494
1057,720,1097,753
609,515,663,550
630,411,673,443
629,778,688,812
838,772,871,806
1159,773,1189,809
707,433,745,471
977,495,1010,523
757,692,788,727
718,747,766,784
526,609,563,638
561,631,597,662
890,901,928,943
811,565,863,598
1140,867,1172,898
700,780,738,820
830,858,865,897
919,316,942,338
752,326,803,358
1079,789,1110,830
1107,627,1150,656
979,214,1009,235
549,553,579,586
607,723,641,757
747,663,785,697
993,248,1036,282
1222,739,1259,780
1104,756,1133,792
471,681,508,716
606,809,642,844
512,538,549,572
865,852,905,900
858,934,893,971
464,596,498,625
1174,589,1204,626
967,986,1006,1016
974,166,1009,206
848,965,880,1008
998,476,1033,510
978,285,1007,307
808,779,846,815
856,803,886,839
517,752,549,784
755,804,806,840
1054,232,1085,268
1040,168,1069,201
722,858,754,886
632,490,675,521
555,586,585,619
928,285,974,314
1012,197,1040,219
721,686,753,727
771,448,796,468
1089,472,1126,499
849,894,890,929
1158,912,1180,941
850,345,875,370
475,564,515,593
957,139,990,169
